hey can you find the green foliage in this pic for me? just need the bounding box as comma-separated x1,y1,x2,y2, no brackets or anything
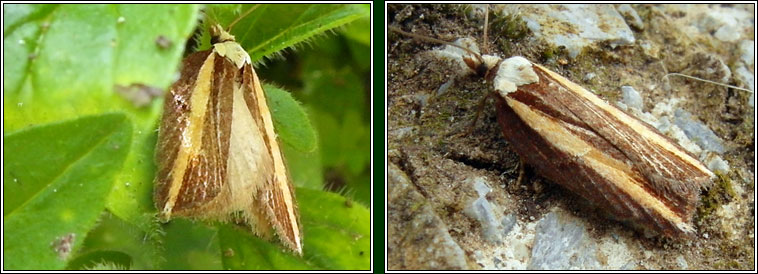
257,6,372,206
265,84,317,153
3,3,369,270
4,113,132,269
219,188,370,270
201,4,369,63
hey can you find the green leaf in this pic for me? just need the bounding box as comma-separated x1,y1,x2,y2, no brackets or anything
265,84,317,153
218,225,314,270
341,15,370,46
160,219,223,270
218,188,370,270
67,250,132,270
3,113,132,270
342,17,372,71
203,4,369,62
3,4,198,127
2,3,200,237
282,141,323,190
298,188,370,269
300,40,370,205
67,212,162,269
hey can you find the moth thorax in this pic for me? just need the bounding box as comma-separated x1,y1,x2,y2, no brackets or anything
210,23,236,44
493,56,539,96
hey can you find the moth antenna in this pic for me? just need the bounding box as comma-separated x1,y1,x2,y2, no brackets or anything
662,73,753,93
389,26,485,66
482,4,489,55
227,4,261,32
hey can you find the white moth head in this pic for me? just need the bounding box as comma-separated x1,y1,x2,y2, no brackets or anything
210,23,251,69
493,56,539,97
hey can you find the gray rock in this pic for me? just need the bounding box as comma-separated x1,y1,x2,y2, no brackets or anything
472,177,492,197
617,4,644,30
465,196,503,243
739,40,754,67
734,64,755,107
388,163,469,269
583,72,596,82
673,109,725,154
621,86,643,110
714,24,740,42
437,79,455,96
705,153,730,173
499,4,635,58
501,214,517,236
465,177,503,243
676,255,689,269
528,211,601,270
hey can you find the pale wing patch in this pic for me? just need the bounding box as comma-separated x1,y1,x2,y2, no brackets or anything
226,78,273,211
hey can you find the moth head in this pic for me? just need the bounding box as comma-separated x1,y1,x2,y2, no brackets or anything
209,23,251,69
493,56,539,97
210,23,236,44
464,56,489,78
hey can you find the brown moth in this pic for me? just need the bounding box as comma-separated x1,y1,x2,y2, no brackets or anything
489,56,714,236
390,9,715,237
154,21,302,254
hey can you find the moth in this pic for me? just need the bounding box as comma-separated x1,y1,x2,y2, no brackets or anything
154,19,302,254
390,12,715,237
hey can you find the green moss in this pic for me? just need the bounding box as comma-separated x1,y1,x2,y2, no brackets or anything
734,112,755,147
409,200,425,212
696,171,735,222
489,9,529,42
541,47,555,60
714,238,750,269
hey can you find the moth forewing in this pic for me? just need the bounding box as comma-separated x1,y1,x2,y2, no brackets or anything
491,56,714,236
154,24,302,255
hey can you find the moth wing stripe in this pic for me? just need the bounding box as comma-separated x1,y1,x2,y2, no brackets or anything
567,91,673,178
532,64,713,178
249,68,302,252
164,53,217,215
554,75,712,196
505,97,687,229
540,74,708,207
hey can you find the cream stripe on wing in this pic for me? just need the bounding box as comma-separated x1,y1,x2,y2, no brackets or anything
163,53,217,217
505,96,690,232
532,63,714,178
249,68,302,253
